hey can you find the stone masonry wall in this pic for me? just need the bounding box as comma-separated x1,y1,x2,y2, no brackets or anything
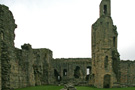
0,4,53,90
0,5,17,90
0,26,1,90
91,0,120,88
33,48,53,85
120,60,135,87
52,58,91,85
1,2,135,90
15,44,53,88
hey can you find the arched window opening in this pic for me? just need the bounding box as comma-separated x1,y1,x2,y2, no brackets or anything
74,66,80,78
104,56,108,69
86,66,91,75
86,66,91,81
103,5,107,15
63,69,67,76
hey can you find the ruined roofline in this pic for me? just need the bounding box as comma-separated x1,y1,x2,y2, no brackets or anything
0,4,9,10
33,48,52,52
120,60,135,62
0,4,17,27
53,58,92,63
54,58,91,60
19,43,52,52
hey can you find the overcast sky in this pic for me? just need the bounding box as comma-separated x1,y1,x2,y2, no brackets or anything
0,0,135,60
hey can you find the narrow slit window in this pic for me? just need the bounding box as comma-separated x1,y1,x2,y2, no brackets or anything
104,56,108,69
113,37,116,47
103,5,107,15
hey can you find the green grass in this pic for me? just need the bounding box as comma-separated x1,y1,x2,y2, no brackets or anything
15,85,64,90
14,85,135,90
76,86,135,90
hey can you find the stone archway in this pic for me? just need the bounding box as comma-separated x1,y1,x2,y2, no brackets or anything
74,66,80,78
54,69,61,82
103,74,111,88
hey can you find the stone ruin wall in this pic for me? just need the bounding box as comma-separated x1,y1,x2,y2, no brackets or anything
1,3,135,90
0,5,17,90
119,60,135,87
15,44,54,88
0,5,53,90
0,5,92,90
52,58,92,85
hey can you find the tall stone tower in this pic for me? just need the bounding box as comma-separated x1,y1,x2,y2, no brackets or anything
91,0,120,88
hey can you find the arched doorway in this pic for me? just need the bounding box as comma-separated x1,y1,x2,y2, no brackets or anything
54,69,61,82
74,66,80,78
103,74,111,88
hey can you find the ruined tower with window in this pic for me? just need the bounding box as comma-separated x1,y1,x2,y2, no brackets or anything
91,0,120,88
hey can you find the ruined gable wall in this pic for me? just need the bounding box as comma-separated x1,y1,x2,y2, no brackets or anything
120,60,135,87
52,58,91,85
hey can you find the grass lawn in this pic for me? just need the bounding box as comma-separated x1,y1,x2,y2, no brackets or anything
14,85,135,90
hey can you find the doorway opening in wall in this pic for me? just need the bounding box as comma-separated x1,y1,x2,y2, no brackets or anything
63,69,67,76
86,66,91,80
74,66,80,78
103,74,111,88
54,69,61,82
103,5,107,15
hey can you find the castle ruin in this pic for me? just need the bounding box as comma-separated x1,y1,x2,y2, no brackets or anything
0,0,135,90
